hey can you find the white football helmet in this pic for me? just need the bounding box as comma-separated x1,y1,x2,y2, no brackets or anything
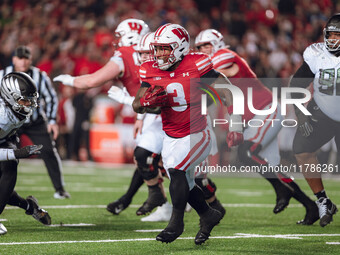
195,29,225,56
115,19,150,47
151,23,190,70
136,32,155,64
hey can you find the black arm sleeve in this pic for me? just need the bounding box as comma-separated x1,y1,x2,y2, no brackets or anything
290,61,314,88
201,69,220,83
290,61,314,99
141,81,151,88
200,69,223,106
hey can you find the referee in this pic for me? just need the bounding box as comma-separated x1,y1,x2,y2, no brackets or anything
0,45,70,199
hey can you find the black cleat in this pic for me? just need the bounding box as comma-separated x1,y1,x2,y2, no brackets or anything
297,202,319,225
316,198,338,227
195,208,223,245
156,224,184,243
106,195,131,215
209,199,226,218
26,196,51,225
274,197,291,214
136,193,166,216
273,186,293,214
156,208,184,243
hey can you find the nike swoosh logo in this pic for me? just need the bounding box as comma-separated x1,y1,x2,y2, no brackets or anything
115,207,122,214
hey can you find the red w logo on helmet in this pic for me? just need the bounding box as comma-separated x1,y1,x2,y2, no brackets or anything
172,28,189,42
128,22,143,34
211,31,220,38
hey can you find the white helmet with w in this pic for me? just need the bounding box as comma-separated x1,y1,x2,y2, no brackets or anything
136,32,155,63
115,19,150,47
151,23,190,70
195,29,225,56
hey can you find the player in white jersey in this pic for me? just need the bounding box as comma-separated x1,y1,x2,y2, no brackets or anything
290,14,340,227
0,45,69,200
0,72,51,235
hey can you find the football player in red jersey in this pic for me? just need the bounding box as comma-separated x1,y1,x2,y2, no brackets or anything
195,29,319,225
54,19,169,216
108,32,172,221
108,32,226,222
133,24,243,245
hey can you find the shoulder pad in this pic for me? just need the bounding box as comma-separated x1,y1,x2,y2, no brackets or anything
303,43,324,59
212,49,235,69
303,43,325,73
193,53,213,75
139,61,155,80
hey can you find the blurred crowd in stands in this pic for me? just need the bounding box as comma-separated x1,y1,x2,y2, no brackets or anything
1,0,338,78
0,0,339,161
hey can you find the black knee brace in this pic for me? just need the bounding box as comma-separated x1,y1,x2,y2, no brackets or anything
195,177,217,200
238,140,267,166
134,146,160,180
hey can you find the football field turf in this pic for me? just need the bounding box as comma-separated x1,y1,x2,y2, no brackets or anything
1,160,339,254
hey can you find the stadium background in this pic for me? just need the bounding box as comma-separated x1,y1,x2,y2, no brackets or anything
1,1,340,254
0,0,339,163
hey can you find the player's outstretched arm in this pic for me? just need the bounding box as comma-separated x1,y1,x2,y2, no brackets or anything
216,63,239,78
132,86,148,113
54,61,121,89
108,86,134,105
0,145,43,161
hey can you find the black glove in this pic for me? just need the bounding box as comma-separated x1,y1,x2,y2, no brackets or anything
14,145,43,159
296,111,314,137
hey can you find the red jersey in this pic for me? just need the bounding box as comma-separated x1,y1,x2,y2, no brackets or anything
212,48,272,121
111,46,140,97
140,52,213,138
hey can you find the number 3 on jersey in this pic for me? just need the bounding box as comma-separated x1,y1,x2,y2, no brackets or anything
166,82,187,112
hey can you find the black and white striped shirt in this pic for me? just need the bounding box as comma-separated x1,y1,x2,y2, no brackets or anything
0,66,58,125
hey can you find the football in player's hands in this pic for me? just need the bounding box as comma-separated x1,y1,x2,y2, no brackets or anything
147,86,167,97
140,86,168,107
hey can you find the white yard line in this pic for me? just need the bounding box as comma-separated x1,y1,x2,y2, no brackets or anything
326,242,340,245
0,238,157,245
5,205,105,210
134,229,164,232
18,159,340,180
14,187,128,192
1,233,340,245
234,233,340,239
4,203,302,210
49,223,95,227
222,203,303,208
